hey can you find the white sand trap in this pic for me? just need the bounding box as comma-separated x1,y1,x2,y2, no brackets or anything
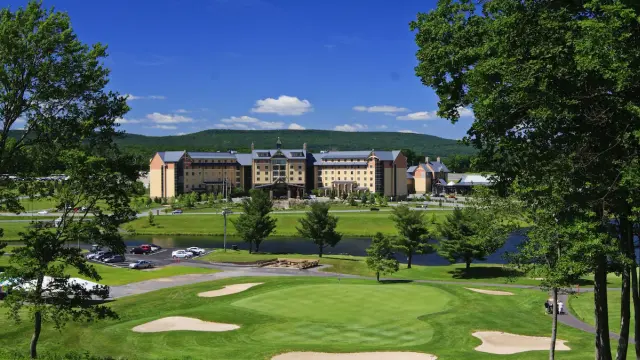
465,287,514,296
132,316,240,333
272,352,437,360
472,331,570,354
198,282,264,298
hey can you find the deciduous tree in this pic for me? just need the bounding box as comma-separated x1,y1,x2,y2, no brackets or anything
232,189,276,253
296,202,342,257
366,232,399,282
389,205,432,268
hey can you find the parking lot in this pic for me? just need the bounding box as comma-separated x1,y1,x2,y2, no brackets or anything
87,246,213,268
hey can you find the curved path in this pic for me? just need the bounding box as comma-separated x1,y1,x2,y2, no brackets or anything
108,261,629,344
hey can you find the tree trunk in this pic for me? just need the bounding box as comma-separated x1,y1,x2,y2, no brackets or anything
407,253,412,269
594,256,613,360
616,264,630,360
319,244,323,258
255,241,260,253
376,271,380,282
617,217,631,360
30,311,41,359
248,241,252,254
624,218,640,358
550,287,558,360
466,260,471,270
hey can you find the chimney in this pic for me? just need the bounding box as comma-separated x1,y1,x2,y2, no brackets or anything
251,142,254,151
425,156,429,164
303,142,307,150
437,157,441,163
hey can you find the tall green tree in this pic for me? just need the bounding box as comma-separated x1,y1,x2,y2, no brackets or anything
366,232,399,282
437,208,484,270
411,2,640,358
232,189,276,253
389,205,432,268
0,3,139,358
296,202,342,257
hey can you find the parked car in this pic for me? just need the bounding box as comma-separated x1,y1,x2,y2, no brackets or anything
37,210,48,215
171,250,193,259
149,244,162,252
186,247,206,256
370,207,380,211
172,209,183,215
103,255,125,263
87,251,102,260
140,244,153,253
129,260,153,269
95,252,114,261
90,244,102,253
129,247,148,255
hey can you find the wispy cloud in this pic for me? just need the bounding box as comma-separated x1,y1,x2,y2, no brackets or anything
175,109,190,114
115,117,142,124
353,105,409,113
251,95,313,116
396,107,473,121
147,113,193,124
214,115,285,130
288,123,305,130
153,125,177,130
398,130,419,134
334,123,368,132
125,94,167,101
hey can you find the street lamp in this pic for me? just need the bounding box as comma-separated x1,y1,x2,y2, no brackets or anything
222,208,232,252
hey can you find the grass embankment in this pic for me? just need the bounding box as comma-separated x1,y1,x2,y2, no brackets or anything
569,290,635,335
0,277,596,359
202,249,622,287
0,256,218,286
126,211,451,237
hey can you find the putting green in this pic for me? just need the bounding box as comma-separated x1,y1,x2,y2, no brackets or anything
232,283,452,346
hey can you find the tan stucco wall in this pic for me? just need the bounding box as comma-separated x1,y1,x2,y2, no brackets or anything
165,164,176,198
149,154,165,199
395,168,408,196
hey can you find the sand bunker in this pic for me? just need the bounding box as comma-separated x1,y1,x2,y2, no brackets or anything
132,316,240,333
472,331,570,354
198,282,263,298
272,352,437,360
465,288,514,296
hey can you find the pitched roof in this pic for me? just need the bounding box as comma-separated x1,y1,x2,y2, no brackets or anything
251,149,307,159
188,152,237,159
157,151,185,163
235,153,253,166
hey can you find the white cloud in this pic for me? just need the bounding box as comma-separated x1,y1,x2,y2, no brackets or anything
177,132,187,135
153,125,177,130
334,123,368,132
251,95,313,116
398,130,419,134
288,123,305,130
146,112,194,124
115,117,142,124
396,107,473,121
396,111,438,121
353,105,409,113
216,115,284,130
376,125,388,130
125,94,166,101
175,109,190,113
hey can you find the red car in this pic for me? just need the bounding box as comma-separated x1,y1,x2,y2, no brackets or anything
140,245,152,253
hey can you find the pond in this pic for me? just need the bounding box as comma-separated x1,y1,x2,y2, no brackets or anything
123,232,526,266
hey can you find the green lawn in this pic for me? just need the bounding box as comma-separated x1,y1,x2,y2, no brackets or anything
0,277,599,359
17,197,59,212
0,222,34,241
126,211,450,237
569,291,633,335
0,256,218,286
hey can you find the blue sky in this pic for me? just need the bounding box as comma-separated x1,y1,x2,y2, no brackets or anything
14,0,474,139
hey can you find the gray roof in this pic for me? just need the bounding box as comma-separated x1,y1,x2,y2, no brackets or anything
188,152,237,159
314,161,368,166
406,173,414,179
235,153,252,166
429,161,450,173
157,151,185,163
311,150,402,163
407,165,418,174
251,149,307,159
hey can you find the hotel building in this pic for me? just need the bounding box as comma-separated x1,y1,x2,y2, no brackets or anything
149,138,409,199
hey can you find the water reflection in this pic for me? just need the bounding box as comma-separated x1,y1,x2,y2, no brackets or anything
123,233,526,266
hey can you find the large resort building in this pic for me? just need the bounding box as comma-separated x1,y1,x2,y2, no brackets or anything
149,138,409,199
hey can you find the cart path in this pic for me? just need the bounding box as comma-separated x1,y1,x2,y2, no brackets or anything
109,262,629,344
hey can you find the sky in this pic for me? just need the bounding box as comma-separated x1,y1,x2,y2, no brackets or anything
8,0,475,139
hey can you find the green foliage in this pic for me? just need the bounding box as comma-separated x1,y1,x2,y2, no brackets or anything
231,190,277,252
360,192,368,205
366,232,400,282
347,192,357,206
389,205,432,268
296,202,342,257
147,211,154,226
0,2,138,357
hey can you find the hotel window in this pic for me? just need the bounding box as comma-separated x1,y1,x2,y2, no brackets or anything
298,165,302,169
298,177,302,181
370,171,373,175
298,171,302,175
192,172,195,176
290,177,293,181
351,177,353,180
331,177,334,180
290,171,293,175
337,171,341,174
265,166,269,169
338,177,341,180
357,171,360,174
350,171,353,174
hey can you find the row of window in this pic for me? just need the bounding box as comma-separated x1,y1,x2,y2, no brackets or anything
256,177,303,182
318,170,373,175
256,165,303,170
188,159,234,163
185,183,241,189
322,183,373,188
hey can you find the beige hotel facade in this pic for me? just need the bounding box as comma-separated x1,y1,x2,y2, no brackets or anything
149,138,409,200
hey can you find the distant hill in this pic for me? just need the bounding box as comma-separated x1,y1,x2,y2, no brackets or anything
9,129,475,161
115,129,474,159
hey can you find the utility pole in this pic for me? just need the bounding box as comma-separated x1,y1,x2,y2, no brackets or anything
222,208,231,252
